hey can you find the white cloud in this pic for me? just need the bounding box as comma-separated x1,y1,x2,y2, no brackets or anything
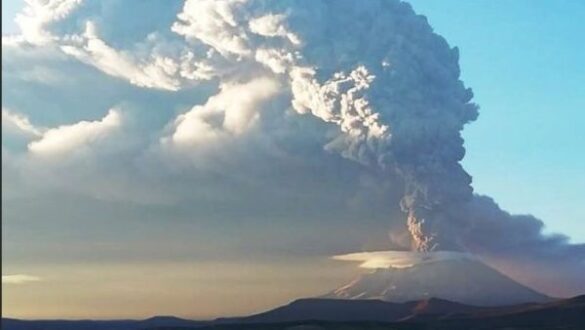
28,109,122,156
2,109,44,137
333,250,474,269
2,274,42,285
59,22,184,91
166,77,280,146
254,48,295,74
249,14,300,45
11,1,216,91
15,0,83,44
172,0,252,57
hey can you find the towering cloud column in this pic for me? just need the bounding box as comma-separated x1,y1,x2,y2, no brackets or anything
274,0,479,252
171,0,479,251
12,0,478,251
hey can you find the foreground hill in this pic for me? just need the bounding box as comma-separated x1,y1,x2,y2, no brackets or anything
3,295,584,330
212,295,584,328
216,297,482,324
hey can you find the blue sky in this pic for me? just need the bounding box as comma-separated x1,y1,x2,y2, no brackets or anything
408,0,585,241
2,1,20,34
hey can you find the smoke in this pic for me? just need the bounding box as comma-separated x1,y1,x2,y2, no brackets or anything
16,0,475,251
152,0,476,252
4,0,585,294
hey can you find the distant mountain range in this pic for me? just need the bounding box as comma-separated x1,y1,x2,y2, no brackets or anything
1,316,205,330
4,295,585,330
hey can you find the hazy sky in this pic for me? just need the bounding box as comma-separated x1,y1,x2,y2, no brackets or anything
2,0,584,320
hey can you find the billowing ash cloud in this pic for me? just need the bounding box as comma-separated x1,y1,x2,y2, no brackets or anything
3,0,584,295
7,0,480,252
168,0,478,252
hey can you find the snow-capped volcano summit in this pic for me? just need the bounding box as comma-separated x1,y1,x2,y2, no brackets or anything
325,251,550,306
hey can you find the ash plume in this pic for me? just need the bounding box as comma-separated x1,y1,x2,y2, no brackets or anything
172,0,479,252
6,0,584,292
164,0,478,252
2,0,509,252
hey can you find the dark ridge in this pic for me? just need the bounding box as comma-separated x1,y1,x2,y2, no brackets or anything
3,295,584,330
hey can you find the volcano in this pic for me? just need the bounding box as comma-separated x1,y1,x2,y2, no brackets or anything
323,252,551,306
